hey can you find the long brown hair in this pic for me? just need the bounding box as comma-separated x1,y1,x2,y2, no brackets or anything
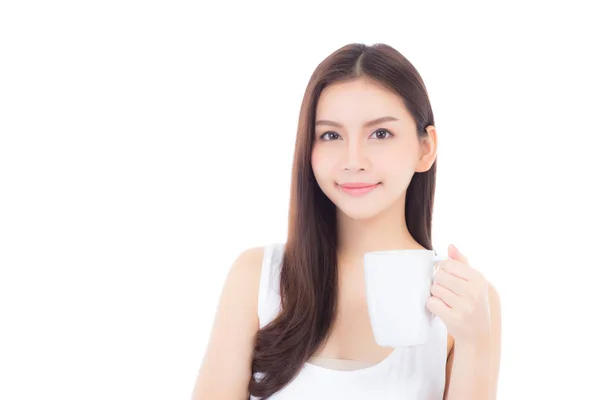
248,42,438,399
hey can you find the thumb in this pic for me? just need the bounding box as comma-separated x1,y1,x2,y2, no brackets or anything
448,244,469,264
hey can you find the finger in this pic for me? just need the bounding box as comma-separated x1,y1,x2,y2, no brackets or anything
426,296,451,320
434,269,470,296
449,244,469,265
430,282,459,308
438,259,474,281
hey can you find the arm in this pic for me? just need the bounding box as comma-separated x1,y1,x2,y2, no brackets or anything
443,282,502,400
191,247,265,400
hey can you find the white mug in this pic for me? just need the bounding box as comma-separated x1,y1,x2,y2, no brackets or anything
363,249,447,348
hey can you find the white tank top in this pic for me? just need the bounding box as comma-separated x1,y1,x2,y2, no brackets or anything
251,243,448,400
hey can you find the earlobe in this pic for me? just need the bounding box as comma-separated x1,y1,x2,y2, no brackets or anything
415,154,436,173
415,126,437,173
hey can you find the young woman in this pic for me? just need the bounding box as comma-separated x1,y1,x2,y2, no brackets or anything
192,42,502,400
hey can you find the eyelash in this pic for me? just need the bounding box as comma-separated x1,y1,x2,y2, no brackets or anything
319,128,394,141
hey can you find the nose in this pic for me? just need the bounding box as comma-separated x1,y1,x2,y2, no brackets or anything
341,139,370,172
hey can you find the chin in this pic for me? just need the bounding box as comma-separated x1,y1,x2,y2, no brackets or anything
330,191,403,222
335,203,386,221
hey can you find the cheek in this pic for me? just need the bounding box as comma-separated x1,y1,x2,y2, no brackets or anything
378,148,418,181
378,148,408,169
311,146,333,177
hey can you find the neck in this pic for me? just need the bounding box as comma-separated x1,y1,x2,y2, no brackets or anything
336,197,426,264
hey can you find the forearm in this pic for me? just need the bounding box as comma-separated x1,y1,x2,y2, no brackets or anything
445,338,494,400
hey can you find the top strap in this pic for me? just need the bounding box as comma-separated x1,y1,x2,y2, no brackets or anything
257,243,284,328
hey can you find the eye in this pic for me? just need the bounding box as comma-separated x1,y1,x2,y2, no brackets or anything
320,131,341,141
370,128,394,140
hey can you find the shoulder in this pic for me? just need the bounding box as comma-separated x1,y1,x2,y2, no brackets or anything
227,246,266,293
215,246,267,314
232,246,266,271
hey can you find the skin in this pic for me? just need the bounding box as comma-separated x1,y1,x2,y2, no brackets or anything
192,76,502,399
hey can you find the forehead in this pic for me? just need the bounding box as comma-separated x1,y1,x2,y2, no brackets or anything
315,77,411,123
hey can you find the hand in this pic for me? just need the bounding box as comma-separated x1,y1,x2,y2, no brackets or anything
426,244,491,344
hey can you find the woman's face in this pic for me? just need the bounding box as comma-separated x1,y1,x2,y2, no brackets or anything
311,76,437,221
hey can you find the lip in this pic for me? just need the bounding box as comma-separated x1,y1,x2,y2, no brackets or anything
337,182,381,196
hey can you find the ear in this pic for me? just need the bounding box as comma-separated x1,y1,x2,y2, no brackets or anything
415,125,438,173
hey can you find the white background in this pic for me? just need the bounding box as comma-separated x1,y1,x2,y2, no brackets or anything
1,1,599,399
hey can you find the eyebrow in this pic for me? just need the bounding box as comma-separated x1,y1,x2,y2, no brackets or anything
315,116,400,128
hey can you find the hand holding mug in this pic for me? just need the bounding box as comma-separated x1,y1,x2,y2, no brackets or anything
426,244,492,345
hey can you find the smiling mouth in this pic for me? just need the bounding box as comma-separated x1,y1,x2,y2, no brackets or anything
337,182,381,196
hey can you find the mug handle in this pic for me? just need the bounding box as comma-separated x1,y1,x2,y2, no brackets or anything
432,254,448,275
432,254,447,263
